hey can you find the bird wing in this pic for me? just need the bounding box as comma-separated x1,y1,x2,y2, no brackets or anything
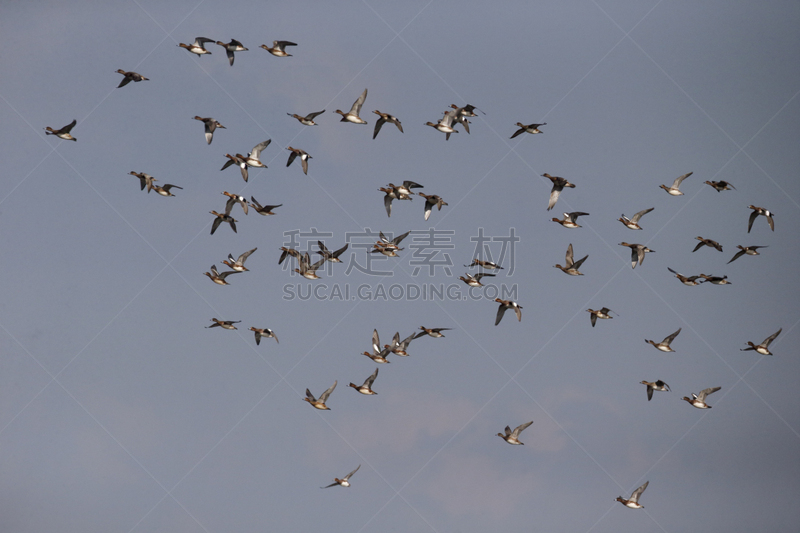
512,421,533,437
590,313,597,328
495,304,508,326
250,139,271,160
630,481,649,502
372,329,380,354
697,387,721,401
664,328,681,344
365,368,378,388
672,172,693,187
572,254,588,271
631,207,654,223
747,210,758,233
373,117,385,139
350,88,367,115
344,464,361,481
319,381,337,402
565,243,574,267
763,328,782,347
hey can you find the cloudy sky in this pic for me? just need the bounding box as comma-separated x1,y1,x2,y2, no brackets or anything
1,1,799,532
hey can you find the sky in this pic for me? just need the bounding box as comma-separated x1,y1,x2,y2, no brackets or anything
1,1,799,532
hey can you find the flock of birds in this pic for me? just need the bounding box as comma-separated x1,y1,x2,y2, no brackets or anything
42,33,784,510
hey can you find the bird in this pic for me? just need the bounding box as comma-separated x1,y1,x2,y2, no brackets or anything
682,387,721,409
387,332,417,357
747,205,775,232
459,272,495,287
249,327,278,345
415,326,451,338
294,253,325,280
667,267,705,286
741,328,781,355
447,105,471,133
349,368,379,395
206,318,240,330
278,247,301,265
704,180,735,192
210,208,237,235
249,197,282,216
542,173,576,211
193,116,225,144
220,154,248,182
260,40,296,57
304,381,337,410
391,181,424,198
203,264,239,285
222,248,257,272
178,37,214,56
618,207,654,230
698,273,731,285
223,191,249,215
554,243,588,275
128,171,157,192
659,171,693,195
464,259,503,270
362,329,394,364
321,464,360,488
425,109,459,139
645,328,681,352
151,183,182,197
287,110,325,126
372,110,403,138
451,104,484,117
286,146,311,175
335,88,368,124
215,39,247,65
495,299,523,325
497,421,533,444
618,242,654,269
376,230,410,250
693,237,723,252
233,139,272,181
115,69,148,88
616,481,648,509
552,211,589,228
727,245,766,264
44,119,77,141
510,122,546,138
586,308,614,327
316,241,349,263
379,187,405,217
640,380,671,401
419,193,448,221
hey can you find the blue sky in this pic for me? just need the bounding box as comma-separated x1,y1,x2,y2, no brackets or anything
1,1,799,532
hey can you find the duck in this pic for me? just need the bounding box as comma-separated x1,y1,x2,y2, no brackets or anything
203,264,239,285
447,105,471,134
286,146,311,175
115,69,149,88
206,318,240,330
249,197,282,216
316,241,349,263
321,465,360,488
459,272,495,287
667,267,705,286
618,242,654,269
215,39,247,65
391,181,423,198
377,230,410,250
464,259,503,270
304,381,337,410
682,386,721,409
645,328,681,352
294,253,325,280
747,205,775,232
741,328,781,355
415,326,451,338
698,273,731,285
349,368,379,395
260,40,296,57
151,183,182,197
552,211,589,228
425,110,458,139
704,180,735,192
692,237,722,252
451,104,484,117
379,187,404,217
659,171,693,195
419,193,448,221
371,244,402,257
387,332,417,356
193,116,225,144
542,173,575,211
178,37,214,56
728,245,766,264
220,154,249,182
238,139,272,175
618,207,654,230
554,243,587,276
128,171,157,192
510,122,546,138
249,327,278,345
616,481,648,509
222,247,256,271
278,247,301,265
210,208,237,234
640,380,671,401
44,119,77,141
495,299,523,325
223,191,249,215
287,110,325,126
586,307,614,327
497,421,533,445
335,88,368,124
362,330,394,363
372,110,403,138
